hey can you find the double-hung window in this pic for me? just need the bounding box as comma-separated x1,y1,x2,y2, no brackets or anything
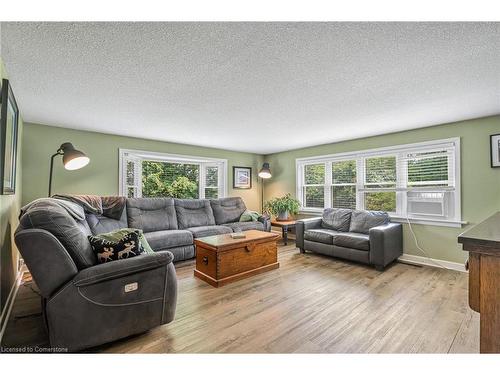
362,155,397,213
296,138,461,227
402,147,456,219
331,160,357,209
302,163,325,208
120,149,227,199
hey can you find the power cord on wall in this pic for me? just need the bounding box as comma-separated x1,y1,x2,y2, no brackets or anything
405,215,447,270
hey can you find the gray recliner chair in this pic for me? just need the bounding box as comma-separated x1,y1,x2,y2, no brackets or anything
14,200,177,352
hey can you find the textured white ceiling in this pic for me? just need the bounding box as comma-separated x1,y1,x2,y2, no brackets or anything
1,22,499,154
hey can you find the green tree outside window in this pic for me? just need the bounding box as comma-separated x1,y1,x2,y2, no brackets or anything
142,161,200,199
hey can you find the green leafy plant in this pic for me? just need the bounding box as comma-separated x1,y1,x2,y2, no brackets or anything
264,193,301,219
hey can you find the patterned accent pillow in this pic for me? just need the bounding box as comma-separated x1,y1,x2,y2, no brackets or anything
93,228,154,254
88,230,144,264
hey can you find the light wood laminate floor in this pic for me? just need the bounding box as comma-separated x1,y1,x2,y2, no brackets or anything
2,242,479,353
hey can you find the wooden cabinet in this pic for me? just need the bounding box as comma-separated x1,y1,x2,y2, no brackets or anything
467,252,480,312
458,212,500,353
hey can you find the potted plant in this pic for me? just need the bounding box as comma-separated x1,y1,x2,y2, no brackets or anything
264,193,301,221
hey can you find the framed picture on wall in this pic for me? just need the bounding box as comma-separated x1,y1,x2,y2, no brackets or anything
233,166,252,189
491,134,500,168
0,79,19,195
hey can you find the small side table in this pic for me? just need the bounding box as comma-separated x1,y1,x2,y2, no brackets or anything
271,220,296,246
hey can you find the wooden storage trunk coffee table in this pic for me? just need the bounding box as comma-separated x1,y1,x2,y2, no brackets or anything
194,230,280,287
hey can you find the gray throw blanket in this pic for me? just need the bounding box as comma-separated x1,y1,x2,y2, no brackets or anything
53,194,126,220
20,198,86,221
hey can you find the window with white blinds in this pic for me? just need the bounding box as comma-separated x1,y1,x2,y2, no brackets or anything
331,160,357,209
296,138,461,226
119,149,227,199
363,156,397,213
302,163,325,208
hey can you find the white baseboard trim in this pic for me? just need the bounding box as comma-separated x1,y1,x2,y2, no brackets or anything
0,270,24,344
398,253,466,273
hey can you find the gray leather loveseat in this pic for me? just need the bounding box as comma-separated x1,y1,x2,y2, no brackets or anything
15,196,268,351
296,208,402,270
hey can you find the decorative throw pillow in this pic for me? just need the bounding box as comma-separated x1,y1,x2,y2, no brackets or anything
89,230,144,264
95,228,154,254
239,210,260,222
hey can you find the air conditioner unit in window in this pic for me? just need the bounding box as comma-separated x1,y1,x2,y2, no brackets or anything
407,191,446,217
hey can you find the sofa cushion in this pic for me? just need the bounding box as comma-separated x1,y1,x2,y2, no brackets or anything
187,225,232,238
349,210,389,234
304,228,339,245
175,199,215,229
222,221,265,232
144,230,193,251
159,245,195,262
17,200,96,269
86,207,128,235
332,232,370,251
210,197,247,224
89,230,144,264
127,198,178,232
321,208,352,232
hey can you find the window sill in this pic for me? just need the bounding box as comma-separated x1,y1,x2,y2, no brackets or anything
299,209,467,228
390,216,467,228
299,208,324,215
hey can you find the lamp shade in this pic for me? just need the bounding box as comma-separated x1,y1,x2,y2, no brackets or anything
258,162,272,179
60,142,90,170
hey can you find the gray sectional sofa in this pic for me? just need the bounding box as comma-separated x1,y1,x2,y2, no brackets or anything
82,196,269,262
14,196,269,351
296,208,403,270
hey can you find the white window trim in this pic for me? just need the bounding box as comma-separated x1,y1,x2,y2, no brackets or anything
119,148,228,199
296,138,465,227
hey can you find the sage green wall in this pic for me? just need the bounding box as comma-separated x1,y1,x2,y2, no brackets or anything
19,113,500,265
263,115,500,264
22,123,264,211
0,58,23,318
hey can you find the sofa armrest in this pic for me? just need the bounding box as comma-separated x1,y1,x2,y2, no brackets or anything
295,217,322,250
369,223,403,268
73,251,173,287
15,229,78,298
47,251,177,351
69,251,176,317
258,215,271,232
